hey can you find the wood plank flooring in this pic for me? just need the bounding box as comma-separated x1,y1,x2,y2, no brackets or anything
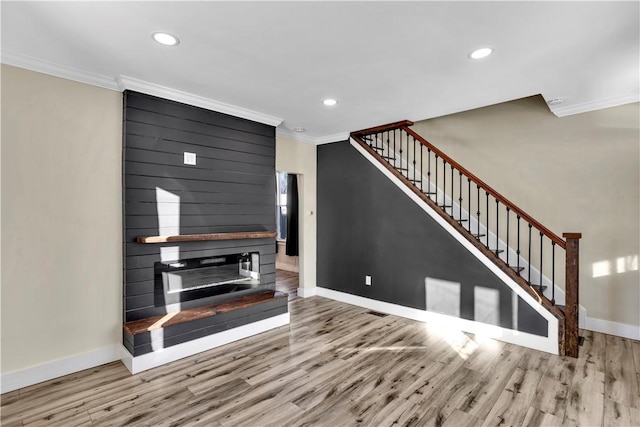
275,269,298,301
2,296,639,426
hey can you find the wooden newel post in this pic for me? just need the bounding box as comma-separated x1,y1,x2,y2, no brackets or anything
563,232,582,358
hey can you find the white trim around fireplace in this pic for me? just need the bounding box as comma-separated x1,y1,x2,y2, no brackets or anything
120,313,291,374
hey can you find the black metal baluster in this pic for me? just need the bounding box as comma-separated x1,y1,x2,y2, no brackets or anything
413,136,417,186
476,185,481,237
450,165,454,215
528,223,533,284
516,216,521,275
426,149,431,198
551,242,556,305
506,208,510,265
467,178,471,232
485,192,489,249
392,130,396,167
419,143,423,192
539,232,544,294
495,199,499,255
458,171,463,222
435,154,439,204
399,132,404,173
442,159,447,208
386,131,391,167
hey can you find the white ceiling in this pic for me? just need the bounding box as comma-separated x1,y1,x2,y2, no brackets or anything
2,1,639,143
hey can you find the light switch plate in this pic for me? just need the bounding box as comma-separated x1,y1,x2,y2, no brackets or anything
184,152,196,165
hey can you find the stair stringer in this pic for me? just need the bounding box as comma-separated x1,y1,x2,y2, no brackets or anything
351,138,560,355
367,137,587,327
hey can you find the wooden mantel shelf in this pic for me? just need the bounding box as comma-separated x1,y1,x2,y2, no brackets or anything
136,231,277,244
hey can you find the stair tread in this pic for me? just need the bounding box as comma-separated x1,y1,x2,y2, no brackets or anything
510,266,525,272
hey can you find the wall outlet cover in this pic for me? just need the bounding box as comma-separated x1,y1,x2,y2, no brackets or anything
184,152,197,165
365,275,372,286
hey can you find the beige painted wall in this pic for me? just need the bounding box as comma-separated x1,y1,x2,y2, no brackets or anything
1,65,123,373
275,136,317,290
412,96,640,326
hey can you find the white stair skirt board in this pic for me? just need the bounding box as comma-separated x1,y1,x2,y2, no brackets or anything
351,138,561,354
297,287,318,298
353,138,587,325
1,345,122,394
317,287,558,355
121,313,290,374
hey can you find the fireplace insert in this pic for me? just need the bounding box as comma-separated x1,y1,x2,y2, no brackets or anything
154,252,260,311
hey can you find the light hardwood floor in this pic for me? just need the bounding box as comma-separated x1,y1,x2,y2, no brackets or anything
275,269,299,301
2,296,639,426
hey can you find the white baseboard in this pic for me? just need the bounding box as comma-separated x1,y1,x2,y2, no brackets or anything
1,345,121,394
297,287,317,298
584,316,640,341
316,287,559,355
120,313,290,374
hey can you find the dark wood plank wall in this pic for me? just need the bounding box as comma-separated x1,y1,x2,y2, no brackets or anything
123,91,277,323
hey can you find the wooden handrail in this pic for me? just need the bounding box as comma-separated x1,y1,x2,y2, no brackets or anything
353,122,566,248
351,120,414,137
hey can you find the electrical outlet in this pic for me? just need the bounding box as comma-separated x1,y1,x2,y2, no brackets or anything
365,275,372,286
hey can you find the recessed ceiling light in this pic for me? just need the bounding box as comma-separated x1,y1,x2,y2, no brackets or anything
547,98,565,106
152,32,180,46
323,99,338,106
469,47,493,59
293,127,306,133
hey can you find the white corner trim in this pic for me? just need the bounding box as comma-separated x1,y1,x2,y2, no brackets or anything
584,316,640,341
1,345,121,394
1,50,120,91
297,287,317,298
314,132,350,145
121,313,290,374
550,93,640,117
117,75,283,127
317,287,559,355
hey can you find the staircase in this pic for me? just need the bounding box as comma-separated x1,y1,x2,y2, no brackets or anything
350,120,581,357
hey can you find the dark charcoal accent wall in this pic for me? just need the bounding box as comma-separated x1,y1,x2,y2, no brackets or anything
123,91,277,323
317,141,548,337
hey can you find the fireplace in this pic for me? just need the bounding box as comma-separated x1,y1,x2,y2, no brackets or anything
154,252,261,312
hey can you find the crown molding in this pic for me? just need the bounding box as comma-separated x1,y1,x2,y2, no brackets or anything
1,50,120,90
276,128,350,145
314,132,350,145
117,76,283,127
1,50,283,127
550,93,640,117
275,128,317,144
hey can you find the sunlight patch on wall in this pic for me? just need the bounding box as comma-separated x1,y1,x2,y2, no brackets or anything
474,286,500,326
156,187,181,263
592,254,638,278
425,277,460,317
